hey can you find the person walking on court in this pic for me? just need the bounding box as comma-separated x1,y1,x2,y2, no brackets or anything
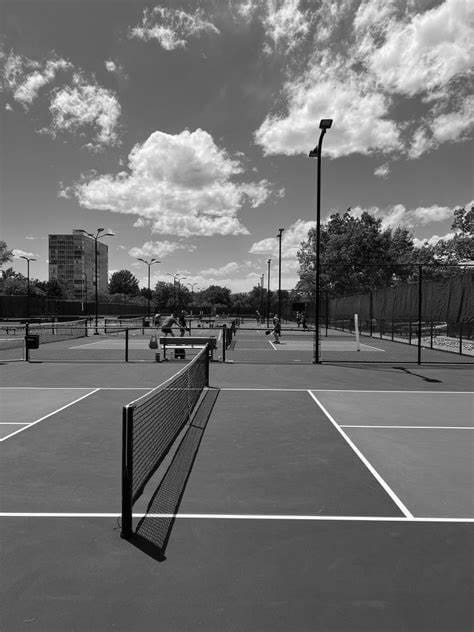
178,310,187,337
153,312,161,327
301,312,308,330
272,314,281,343
296,311,301,328
161,313,179,336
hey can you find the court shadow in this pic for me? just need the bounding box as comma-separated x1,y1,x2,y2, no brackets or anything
393,366,442,383
128,387,220,562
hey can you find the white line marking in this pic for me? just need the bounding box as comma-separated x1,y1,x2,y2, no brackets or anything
219,388,473,394
268,340,277,350
0,512,472,522
0,422,29,425
307,390,414,519
0,389,100,442
341,425,474,430
0,387,152,390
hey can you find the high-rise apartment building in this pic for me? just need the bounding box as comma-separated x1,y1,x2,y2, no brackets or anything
48,230,108,299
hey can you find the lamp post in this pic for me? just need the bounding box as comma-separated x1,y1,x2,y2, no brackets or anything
309,118,333,364
77,228,114,334
82,272,88,313
277,228,284,319
167,273,186,308
137,258,160,319
20,255,36,320
266,259,271,328
260,273,264,321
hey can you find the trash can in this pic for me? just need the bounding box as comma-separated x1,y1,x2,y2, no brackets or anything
25,334,39,349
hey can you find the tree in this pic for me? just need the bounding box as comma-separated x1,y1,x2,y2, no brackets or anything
35,278,70,298
0,241,13,266
297,210,417,297
109,270,140,295
153,281,176,311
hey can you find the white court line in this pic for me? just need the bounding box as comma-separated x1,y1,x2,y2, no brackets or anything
341,425,474,430
307,390,414,519
0,512,472,523
220,388,473,394
268,340,277,350
0,422,29,425
0,389,100,442
0,387,151,390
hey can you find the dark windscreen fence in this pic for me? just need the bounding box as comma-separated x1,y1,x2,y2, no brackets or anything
322,264,473,361
121,345,210,539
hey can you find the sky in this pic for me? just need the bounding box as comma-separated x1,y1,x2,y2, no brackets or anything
1,0,472,293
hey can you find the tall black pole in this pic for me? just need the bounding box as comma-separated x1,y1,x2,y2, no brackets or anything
147,264,151,318
266,259,271,328
277,228,284,318
94,236,99,334
313,130,327,364
26,259,30,320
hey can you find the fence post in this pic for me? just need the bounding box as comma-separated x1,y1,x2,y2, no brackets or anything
430,321,434,349
391,319,394,342
125,328,129,363
409,320,412,345
222,324,226,362
417,264,422,365
369,291,373,337
459,322,463,355
25,321,30,362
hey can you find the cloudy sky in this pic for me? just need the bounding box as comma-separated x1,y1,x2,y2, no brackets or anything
1,0,472,292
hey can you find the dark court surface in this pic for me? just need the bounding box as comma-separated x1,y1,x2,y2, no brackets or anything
1,518,472,632
0,343,472,631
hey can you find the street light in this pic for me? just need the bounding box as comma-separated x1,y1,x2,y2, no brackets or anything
19,255,36,320
77,228,114,334
167,273,186,308
277,228,284,320
137,258,160,319
309,118,333,364
266,259,271,328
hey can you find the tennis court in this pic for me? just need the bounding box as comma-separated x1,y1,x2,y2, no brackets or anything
0,338,472,631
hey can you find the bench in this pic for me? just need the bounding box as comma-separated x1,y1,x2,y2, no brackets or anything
158,336,217,361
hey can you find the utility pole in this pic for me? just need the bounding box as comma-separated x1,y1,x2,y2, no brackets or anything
266,259,271,328
277,228,284,319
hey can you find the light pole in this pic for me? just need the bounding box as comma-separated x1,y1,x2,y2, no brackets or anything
187,282,199,310
78,228,114,334
309,118,333,364
137,258,160,319
167,273,186,309
266,258,271,327
20,255,36,320
277,228,284,319
260,273,264,320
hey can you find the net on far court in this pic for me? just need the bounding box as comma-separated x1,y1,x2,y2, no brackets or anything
0,318,88,353
104,316,144,333
121,344,210,538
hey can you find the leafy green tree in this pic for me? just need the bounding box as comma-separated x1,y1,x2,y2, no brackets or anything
0,241,13,266
153,281,176,311
200,285,231,307
109,270,140,295
297,210,417,296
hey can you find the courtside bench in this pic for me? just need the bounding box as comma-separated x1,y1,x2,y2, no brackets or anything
159,336,217,361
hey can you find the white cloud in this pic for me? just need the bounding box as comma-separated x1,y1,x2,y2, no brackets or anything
12,248,38,260
262,0,311,54
25,235,36,240
129,6,220,50
128,240,196,259
254,0,474,159
5,103,13,111
200,262,241,277
73,128,272,236
374,163,390,178
105,60,117,73
1,51,71,108
368,0,473,97
255,65,402,157
249,219,313,258
48,73,121,149
349,203,454,229
413,232,456,248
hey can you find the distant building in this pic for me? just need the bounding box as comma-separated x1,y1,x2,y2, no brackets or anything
48,230,108,299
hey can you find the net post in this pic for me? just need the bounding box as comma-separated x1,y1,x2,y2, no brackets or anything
205,344,210,386
121,406,133,539
125,328,129,363
417,264,422,365
354,313,360,351
222,324,226,362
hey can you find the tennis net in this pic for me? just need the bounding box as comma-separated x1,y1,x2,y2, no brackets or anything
104,316,144,333
0,318,88,351
121,344,210,538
